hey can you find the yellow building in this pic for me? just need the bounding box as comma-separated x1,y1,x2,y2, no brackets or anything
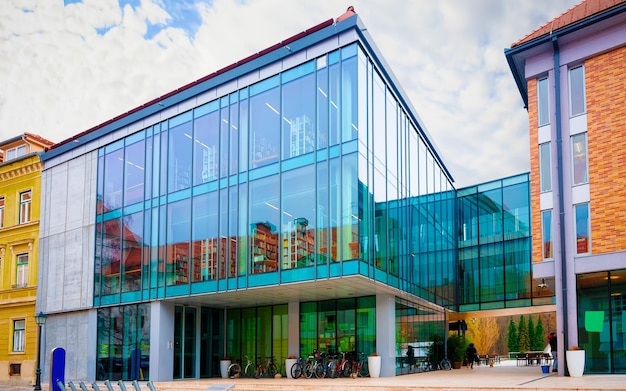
0,133,54,386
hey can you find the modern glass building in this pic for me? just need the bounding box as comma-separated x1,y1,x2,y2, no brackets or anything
37,11,536,382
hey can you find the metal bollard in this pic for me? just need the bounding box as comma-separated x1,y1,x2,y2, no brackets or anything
57,380,66,391
91,381,101,391
79,381,90,391
117,380,128,391
146,380,157,391
131,380,142,391
68,381,78,391
104,380,114,391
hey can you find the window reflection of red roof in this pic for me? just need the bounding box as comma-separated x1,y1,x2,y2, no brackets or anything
511,0,625,47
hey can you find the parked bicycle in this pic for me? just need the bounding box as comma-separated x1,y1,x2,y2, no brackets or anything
254,356,277,378
349,352,368,378
290,355,314,379
228,354,254,378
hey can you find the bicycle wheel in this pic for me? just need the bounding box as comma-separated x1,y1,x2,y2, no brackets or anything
267,362,277,378
358,362,369,377
314,362,326,378
304,361,315,378
341,361,351,378
440,358,452,371
243,363,254,378
253,365,263,379
328,361,338,379
290,362,302,379
227,363,241,378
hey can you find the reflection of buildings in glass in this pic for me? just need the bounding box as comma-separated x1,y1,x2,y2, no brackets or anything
251,222,278,273
289,115,314,157
282,217,315,269
252,137,278,167
201,145,217,182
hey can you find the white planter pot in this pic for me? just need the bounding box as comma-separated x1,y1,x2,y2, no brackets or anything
285,358,298,378
220,360,231,378
566,350,585,377
368,355,381,378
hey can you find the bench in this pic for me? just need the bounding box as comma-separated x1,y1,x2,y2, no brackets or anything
516,352,551,366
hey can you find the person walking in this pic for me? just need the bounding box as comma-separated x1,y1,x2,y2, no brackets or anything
466,342,478,369
548,332,558,372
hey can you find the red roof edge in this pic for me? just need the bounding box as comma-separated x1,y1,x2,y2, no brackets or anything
50,18,335,152
511,0,625,48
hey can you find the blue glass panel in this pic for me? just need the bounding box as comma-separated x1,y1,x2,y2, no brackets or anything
165,284,189,297
329,145,341,158
192,107,219,185
281,153,315,171
125,129,145,145
105,139,124,154
329,262,340,277
169,110,193,128
219,178,228,189
194,100,219,118
341,43,357,59
342,260,358,275
190,281,217,296
120,291,141,303
168,189,191,202
103,209,122,221
248,163,279,181
123,203,143,215
328,49,340,65
220,96,229,108
229,175,238,187
317,149,327,161
282,63,315,159
316,265,328,278
98,148,104,157
230,93,238,105
238,172,247,183
100,295,120,306
250,75,280,96
282,60,315,84
342,140,358,154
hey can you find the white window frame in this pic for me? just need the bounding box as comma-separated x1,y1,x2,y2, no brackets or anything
0,197,4,228
537,77,550,126
6,145,26,161
13,319,25,352
574,203,591,255
16,253,28,288
539,142,552,192
541,210,553,259
19,191,31,224
572,133,589,186
569,65,586,117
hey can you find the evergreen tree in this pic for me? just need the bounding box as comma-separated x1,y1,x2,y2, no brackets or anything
518,315,530,352
527,316,536,351
534,318,546,351
507,318,518,353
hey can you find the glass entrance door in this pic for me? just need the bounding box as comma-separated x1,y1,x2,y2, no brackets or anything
174,306,197,379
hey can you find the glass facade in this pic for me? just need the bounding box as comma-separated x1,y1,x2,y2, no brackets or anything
457,174,532,310
577,269,626,374
91,37,534,380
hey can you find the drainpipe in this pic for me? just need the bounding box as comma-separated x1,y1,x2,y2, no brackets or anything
552,35,569,375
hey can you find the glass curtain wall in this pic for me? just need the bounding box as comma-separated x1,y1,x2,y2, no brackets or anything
96,304,150,381
577,269,626,374
395,298,445,375
224,304,288,375
299,297,376,359
94,41,454,304
457,174,532,311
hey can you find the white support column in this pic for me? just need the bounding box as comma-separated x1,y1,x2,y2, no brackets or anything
376,292,396,377
288,301,300,357
150,301,175,381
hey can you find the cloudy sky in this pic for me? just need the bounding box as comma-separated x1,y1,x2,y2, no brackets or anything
0,0,580,187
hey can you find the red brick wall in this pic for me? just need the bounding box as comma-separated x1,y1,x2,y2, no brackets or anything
586,45,626,253
527,79,542,263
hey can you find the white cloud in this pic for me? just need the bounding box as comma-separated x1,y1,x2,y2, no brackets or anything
0,0,579,187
